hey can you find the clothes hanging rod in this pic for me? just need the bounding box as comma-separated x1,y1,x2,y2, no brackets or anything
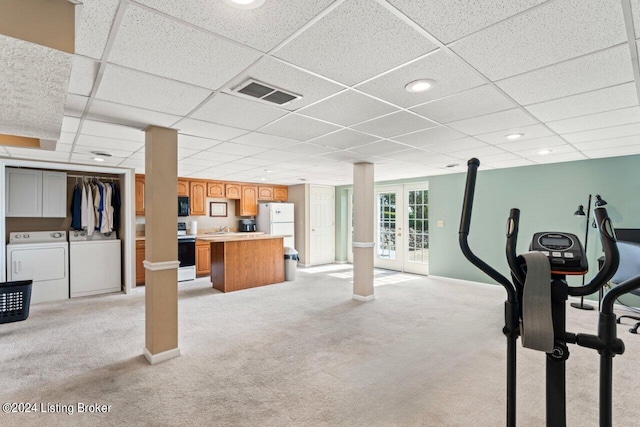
67,174,120,180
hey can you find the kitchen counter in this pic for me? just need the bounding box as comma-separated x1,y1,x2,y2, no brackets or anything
196,232,277,242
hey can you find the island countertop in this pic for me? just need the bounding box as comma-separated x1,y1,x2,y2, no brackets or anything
196,233,292,243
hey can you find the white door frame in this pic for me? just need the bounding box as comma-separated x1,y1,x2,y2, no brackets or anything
375,185,404,271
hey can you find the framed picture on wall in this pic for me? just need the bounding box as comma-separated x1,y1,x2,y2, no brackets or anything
210,202,227,217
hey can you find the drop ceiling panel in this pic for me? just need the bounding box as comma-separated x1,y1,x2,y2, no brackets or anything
497,135,567,152
176,118,248,141
411,85,516,123
449,145,506,159
74,145,134,159
482,158,535,169
387,0,547,44
525,83,639,122
76,134,144,152
274,0,437,86
475,124,554,145
0,35,72,140
179,157,222,167
87,99,182,129
75,0,120,59
357,50,485,108
298,90,397,126
230,157,277,167
477,152,522,163
392,126,467,148
70,153,124,165
546,107,640,134
285,143,337,156
135,0,334,52
352,112,437,138
178,134,221,150
191,151,243,162
447,108,538,135
572,135,640,151
584,145,640,158
68,56,99,96
81,120,143,142
191,93,287,130
318,151,374,162
251,149,307,162
205,142,268,157
496,45,634,105
96,65,211,116
62,116,80,133
109,5,262,89
424,137,490,154
561,122,640,143
532,151,587,164
65,94,89,118
514,143,577,158
8,149,71,162
260,114,340,141
57,133,75,144
349,141,411,156
310,129,378,149
630,0,640,38
451,0,626,81
231,132,300,149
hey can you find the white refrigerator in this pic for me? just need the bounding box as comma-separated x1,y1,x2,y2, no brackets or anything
257,203,295,249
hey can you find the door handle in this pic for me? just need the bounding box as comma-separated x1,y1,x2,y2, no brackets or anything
14,260,22,274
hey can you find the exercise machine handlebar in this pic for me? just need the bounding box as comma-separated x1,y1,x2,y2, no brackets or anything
506,208,525,288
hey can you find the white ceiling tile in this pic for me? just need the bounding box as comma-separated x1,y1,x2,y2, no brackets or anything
349,141,411,156
87,99,182,129
8,149,71,162
68,56,99,96
109,5,262,89
572,135,640,151
285,143,337,156
178,147,201,159
298,90,397,126
310,129,378,149
135,0,334,52
177,118,248,141
76,134,144,152
525,82,639,122
64,94,89,117
57,133,76,144
357,50,485,108
514,143,577,158
562,122,640,143
74,145,134,158
477,152,522,163
178,134,221,150
447,108,538,135
260,114,340,141
411,85,516,123
449,145,506,159
392,126,467,148
81,120,144,142
532,151,587,164
128,151,145,160
318,151,373,162
205,142,268,156
474,124,554,145
482,158,535,169
191,93,287,130
496,135,567,152
451,0,626,81
191,151,243,162
230,132,300,149
353,112,437,138
252,149,307,162
230,157,276,167
119,158,146,168
424,137,490,154
496,45,634,105
584,145,640,158
96,64,211,116
0,35,72,140
62,116,80,133
387,0,547,44
274,0,437,86
179,157,220,167
546,107,640,134
70,153,124,165
75,0,120,59
630,0,640,38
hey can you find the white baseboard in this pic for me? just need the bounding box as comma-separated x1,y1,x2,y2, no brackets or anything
335,260,349,264
144,347,180,365
352,294,375,302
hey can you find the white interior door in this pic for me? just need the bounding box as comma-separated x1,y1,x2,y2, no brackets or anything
309,185,335,265
375,186,404,271
404,184,429,275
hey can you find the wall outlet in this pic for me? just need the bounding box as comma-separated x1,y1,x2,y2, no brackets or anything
437,220,444,228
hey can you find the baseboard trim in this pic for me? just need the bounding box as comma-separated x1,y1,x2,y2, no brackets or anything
144,347,180,365
352,294,375,302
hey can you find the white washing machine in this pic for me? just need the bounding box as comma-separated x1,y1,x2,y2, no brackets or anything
6,231,69,304
69,230,121,298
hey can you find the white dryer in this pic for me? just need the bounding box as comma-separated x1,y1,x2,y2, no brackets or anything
69,230,121,298
6,231,69,304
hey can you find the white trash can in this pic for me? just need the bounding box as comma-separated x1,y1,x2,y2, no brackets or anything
284,247,299,281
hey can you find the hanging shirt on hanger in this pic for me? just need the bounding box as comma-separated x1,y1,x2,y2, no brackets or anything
70,184,82,230
86,182,95,236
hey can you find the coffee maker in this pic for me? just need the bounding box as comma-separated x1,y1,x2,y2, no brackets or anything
238,219,256,232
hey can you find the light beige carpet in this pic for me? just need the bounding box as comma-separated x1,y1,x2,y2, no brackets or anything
1,267,640,426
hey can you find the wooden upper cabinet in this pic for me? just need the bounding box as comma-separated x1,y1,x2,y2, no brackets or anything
273,186,288,202
177,179,189,197
190,180,207,216
225,183,241,200
135,175,145,216
207,181,225,198
257,186,274,201
236,185,258,216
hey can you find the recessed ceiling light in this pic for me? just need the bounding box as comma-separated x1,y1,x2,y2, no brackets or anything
505,133,525,140
260,177,266,181
93,157,105,162
223,0,265,10
405,79,436,93
538,149,552,155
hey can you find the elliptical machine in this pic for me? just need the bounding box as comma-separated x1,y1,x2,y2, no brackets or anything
458,158,640,427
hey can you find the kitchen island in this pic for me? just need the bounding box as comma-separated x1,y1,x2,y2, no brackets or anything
196,233,285,293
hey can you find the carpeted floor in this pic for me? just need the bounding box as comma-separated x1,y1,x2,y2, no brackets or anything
1,266,640,426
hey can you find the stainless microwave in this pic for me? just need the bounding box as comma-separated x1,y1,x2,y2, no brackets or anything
178,197,189,216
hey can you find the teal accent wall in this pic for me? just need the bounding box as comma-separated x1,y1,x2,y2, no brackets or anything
335,155,640,304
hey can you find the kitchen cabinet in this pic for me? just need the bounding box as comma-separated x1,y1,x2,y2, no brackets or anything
236,185,258,216
274,186,288,202
190,180,207,216
225,183,241,199
177,179,189,197
5,168,67,217
207,181,225,198
258,186,274,201
135,175,145,216
196,240,211,277
136,240,145,285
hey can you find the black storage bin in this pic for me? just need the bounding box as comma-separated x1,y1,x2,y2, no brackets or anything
0,280,33,324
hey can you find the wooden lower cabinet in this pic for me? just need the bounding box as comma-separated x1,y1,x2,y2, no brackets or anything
196,240,211,277
136,240,145,285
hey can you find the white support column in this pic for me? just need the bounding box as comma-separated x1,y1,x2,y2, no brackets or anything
352,162,375,302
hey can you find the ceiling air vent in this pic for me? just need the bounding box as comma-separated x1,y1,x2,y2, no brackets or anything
232,79,301,106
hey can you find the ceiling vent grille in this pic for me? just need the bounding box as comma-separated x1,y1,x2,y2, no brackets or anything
232,79,301,106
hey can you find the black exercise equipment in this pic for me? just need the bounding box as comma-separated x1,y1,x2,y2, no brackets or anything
458,158,640,427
